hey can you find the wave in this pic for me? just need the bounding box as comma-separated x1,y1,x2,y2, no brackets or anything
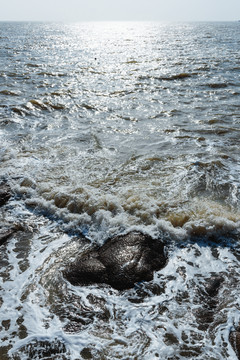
207,83,228,89
26,63,41,68
12,158,239,245
79,103,98,111
0,90,20,96
139,72,195,82
37,71,67,77
8,99,67,115
159,73,193,81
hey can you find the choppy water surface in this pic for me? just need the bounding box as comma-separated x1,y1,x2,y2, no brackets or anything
0,21,240,359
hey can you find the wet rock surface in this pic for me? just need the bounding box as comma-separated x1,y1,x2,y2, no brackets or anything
12,339,69,360
230,327,240,360
0,224,24,246
0,227,17,246
64,231,167,290
0,183,11,207
195,275,223,331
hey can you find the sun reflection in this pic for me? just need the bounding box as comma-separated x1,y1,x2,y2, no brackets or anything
66,21,154,57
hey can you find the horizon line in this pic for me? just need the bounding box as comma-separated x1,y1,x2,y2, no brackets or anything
0,19,239,23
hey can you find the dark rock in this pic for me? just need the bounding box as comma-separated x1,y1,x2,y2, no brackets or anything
229,327,240,360
80,347,93,359
12,339,69,360
204,276,222,297
0,229,16,246
0,224,24,246
0,183,11,207
62,292,110,334
64,231,167,290
195,275,223,330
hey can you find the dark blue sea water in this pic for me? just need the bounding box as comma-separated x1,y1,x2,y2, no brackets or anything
0,21,240,359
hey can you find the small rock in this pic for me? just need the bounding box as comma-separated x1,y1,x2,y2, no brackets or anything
64,231,167,290
0,183,11,207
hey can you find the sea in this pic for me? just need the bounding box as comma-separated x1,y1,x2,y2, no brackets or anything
0,21,240,359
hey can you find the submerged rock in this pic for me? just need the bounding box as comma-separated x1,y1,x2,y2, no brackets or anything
64,231,167,290
230,327,240,360
0,228,16,246
195,275,223,331
0,222,25,246
0,224,24,246
204,276,222,298
0,183,11,207
12,338,69,360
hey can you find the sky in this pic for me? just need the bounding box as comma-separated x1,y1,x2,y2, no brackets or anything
1,0,240,22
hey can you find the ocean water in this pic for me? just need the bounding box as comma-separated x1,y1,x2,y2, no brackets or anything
0,21,240,359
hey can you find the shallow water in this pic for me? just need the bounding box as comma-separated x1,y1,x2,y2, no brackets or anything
0,21,240,359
